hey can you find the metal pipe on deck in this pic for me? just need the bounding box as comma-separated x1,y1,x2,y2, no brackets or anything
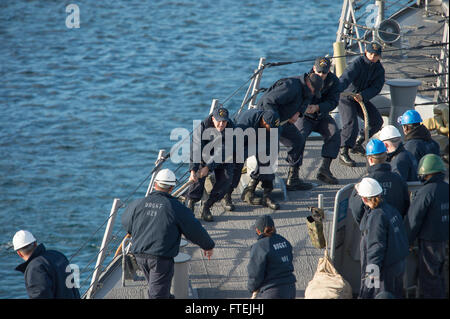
170,252,192,299
248,57,266,109
87,198,122,299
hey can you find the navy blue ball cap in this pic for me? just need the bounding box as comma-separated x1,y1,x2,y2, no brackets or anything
366,41,382,56
262,110,280,128
314,57,331,74
254,214,275,232
212,107,230,122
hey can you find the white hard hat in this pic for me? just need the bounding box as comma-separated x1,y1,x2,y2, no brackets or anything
13,230,36,251
155,168,177,186
378,125,401,141
355,177,383,198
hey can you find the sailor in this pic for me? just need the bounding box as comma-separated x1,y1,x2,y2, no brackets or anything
227,108,281,210
256,72,324,191
378,125,418,182
185,107,235,222
354,178,409,299
349,139,410,224
13,230,80,299
398,110,440,163
247,215,297,299
405,154,449,298
294,57,341,184
121,168,215,299
338,41,385,167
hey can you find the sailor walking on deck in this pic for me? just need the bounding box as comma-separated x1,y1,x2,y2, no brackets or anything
121,168,215,299
227,108,281,210
256,72,323,191
294,57,341,185
13,230,81,299
379,125,418,182
354,178,409,299
185,107,235,222
349,138,410,224
398,110,440,163
338,41,385,167
405,154,449,299
247,215,296,299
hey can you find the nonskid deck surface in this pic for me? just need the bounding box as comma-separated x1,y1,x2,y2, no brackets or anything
185,139,367,299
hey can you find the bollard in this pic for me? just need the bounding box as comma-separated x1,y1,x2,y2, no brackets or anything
171,252,191,299
333,41,347,78
385,79,422,131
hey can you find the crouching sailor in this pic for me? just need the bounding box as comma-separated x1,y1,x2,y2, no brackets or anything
354,178,409,299
247,215,296,299
228,108,281,210
13,230,80,299
294,57,341,185
257,72,324,191
121,168,215,299
185,107,235,221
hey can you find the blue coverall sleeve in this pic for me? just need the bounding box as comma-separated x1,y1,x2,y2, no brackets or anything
247,244,267,293
175,203,215,250
338,61,360,92
318,78,340,114
360,68,385,102
25,264,54,299
366,213,387,268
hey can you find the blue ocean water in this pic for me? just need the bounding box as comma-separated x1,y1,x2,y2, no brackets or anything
0,0,341,298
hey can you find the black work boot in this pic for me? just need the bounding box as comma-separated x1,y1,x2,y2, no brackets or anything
286,166,313,191
241,178,263,205
262,188,280,210
339,146,356,167
221,192,235,211
350,136,366,156
200,200,214,222
316,157,339,185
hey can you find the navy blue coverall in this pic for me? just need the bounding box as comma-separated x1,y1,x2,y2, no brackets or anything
386,143,418,182
403,124,440,163
122,191,215,298
294,70,341,159
15,244,80,299
405,173,449,298
257,74,313,168
349,163,410,224
186,114,235,204
359,202,409,299
247,233,297,299
338,55,385,148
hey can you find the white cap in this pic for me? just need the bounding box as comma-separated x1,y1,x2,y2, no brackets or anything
154,168,177,186
355,177,383,198
13,230,36,251
378,125,401,141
